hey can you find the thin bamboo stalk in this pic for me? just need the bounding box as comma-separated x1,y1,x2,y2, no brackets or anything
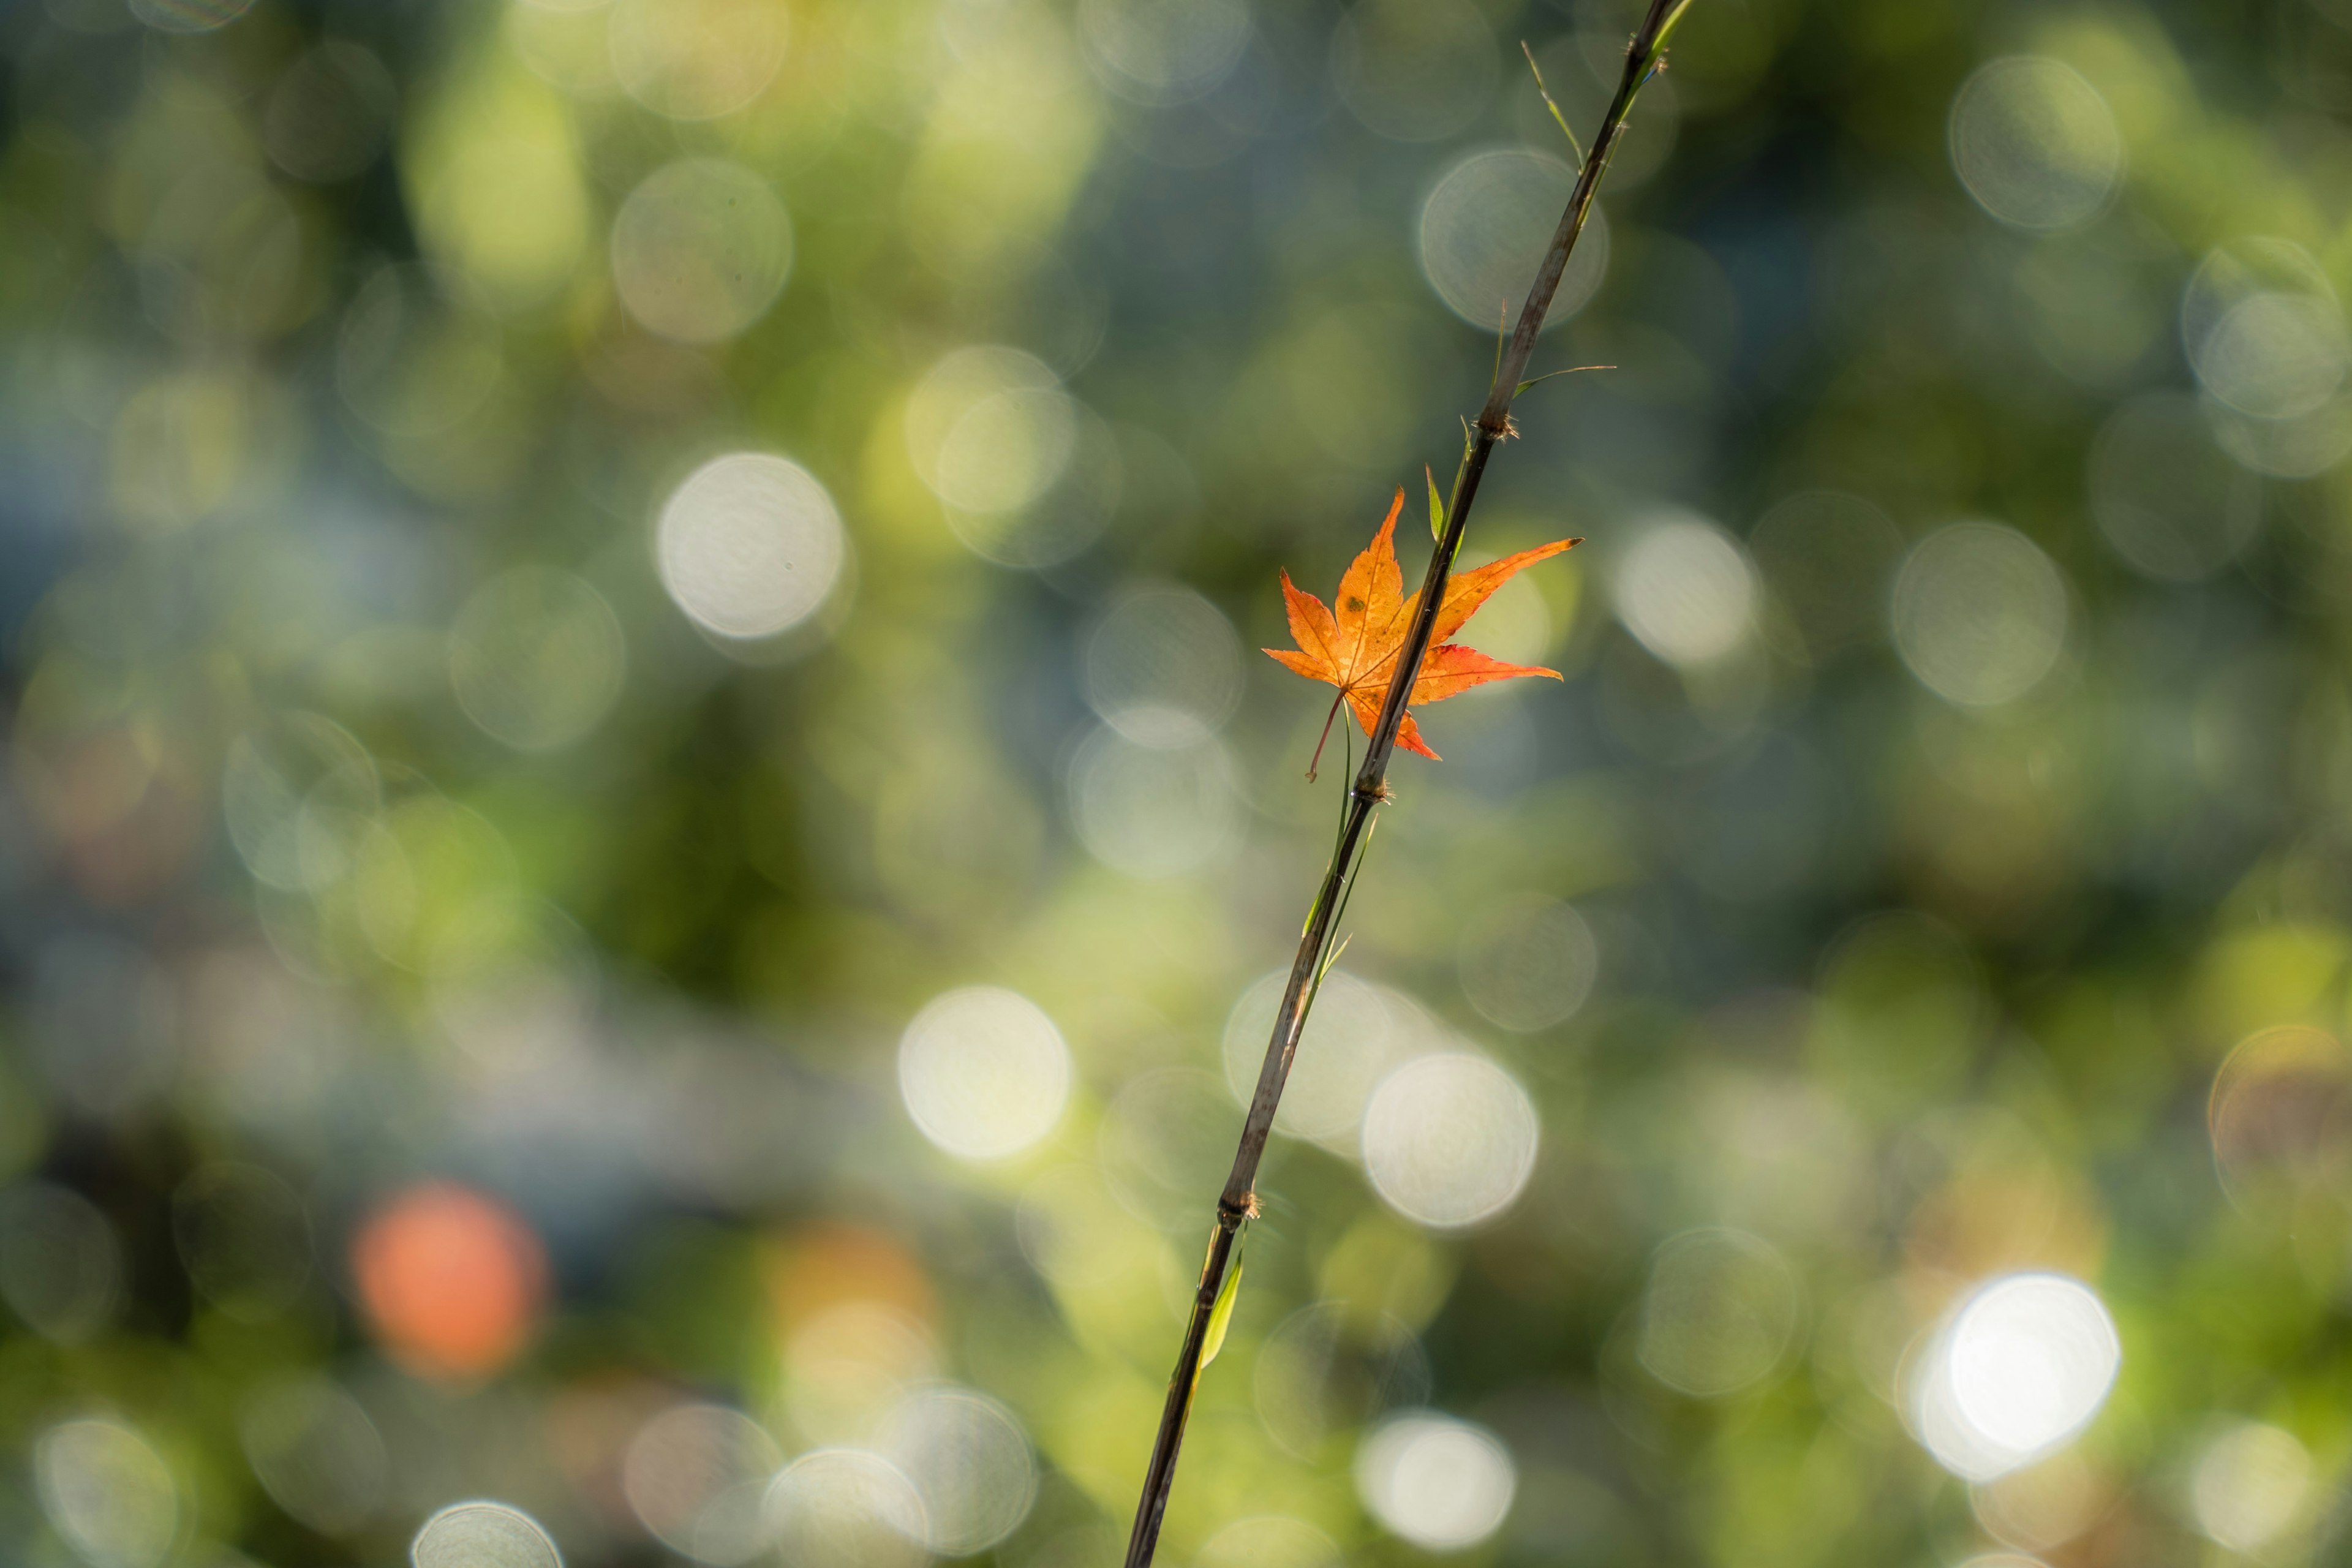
1119,8,1697,1564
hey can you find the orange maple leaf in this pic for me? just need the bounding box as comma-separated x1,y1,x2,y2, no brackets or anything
1266,489,1580,770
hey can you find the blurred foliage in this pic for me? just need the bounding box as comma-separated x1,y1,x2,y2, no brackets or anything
3,0,2352,1566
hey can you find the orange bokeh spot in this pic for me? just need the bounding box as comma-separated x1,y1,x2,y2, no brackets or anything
766,1223,936,1334
352,1182,548,1379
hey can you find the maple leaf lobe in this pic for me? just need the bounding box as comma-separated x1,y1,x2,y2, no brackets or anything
1264,488,1577,763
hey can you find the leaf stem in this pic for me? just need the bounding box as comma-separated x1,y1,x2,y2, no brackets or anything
1303,690,1345,783
1118,8,1691,1564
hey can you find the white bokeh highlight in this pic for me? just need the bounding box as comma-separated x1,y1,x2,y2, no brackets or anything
1360,1052,1539,1229
1611,515,1758,668
898,988,1071,1161
657,453,848,644
1891,523,2069,707
1354,1412,1516,1550
1909,1272,2122,1482
622,1404,785,1566
1948,57,2123,232
410,1501,563,1568
2180,240,2352,478
764,1449,927,1568
875,1385,1038,1555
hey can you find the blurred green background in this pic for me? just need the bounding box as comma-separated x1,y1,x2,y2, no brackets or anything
2,0,2350,1565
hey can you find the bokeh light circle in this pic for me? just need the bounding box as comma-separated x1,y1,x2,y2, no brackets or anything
1068,728,1240,878
1969,1453,2108,1559
34,1418,177,1568
783,1300,943,1445
1360,1052,1539,1229
904,348,1120,568
897,988,1071,1161
2190,1420,2312,1553
1081,584,1244,747
221,712,377,892
1455,895,1596,1033
1077,0,1251,106
876,1385,1038,1555
764,1449,928,1568
906,347,1077,515
2181,240,2351,458
1948,57,2123,231
1635,1228,1800,1398
1419,150,1607,333
1353,1411,1515,1550
447,567,627,752
352,1183,548,1379
611,160,793,345
656,453,848,643
1611,514,1758,668
1909,1272,2121,1482
1891,523,2068,707
2206,401,2352,481
608,0,788,121
624,1404,783,1565
411,1501,563,1568
239,1377,390,1537
2207,1025,2352,1209
2196,293,2349,421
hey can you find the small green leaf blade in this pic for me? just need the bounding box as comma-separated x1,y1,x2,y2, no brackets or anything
1199,1254,1244,1373
1425,465,1446,541
1521,40,1586,165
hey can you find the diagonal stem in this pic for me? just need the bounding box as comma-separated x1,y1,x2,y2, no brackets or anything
1119,8,1691,1566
